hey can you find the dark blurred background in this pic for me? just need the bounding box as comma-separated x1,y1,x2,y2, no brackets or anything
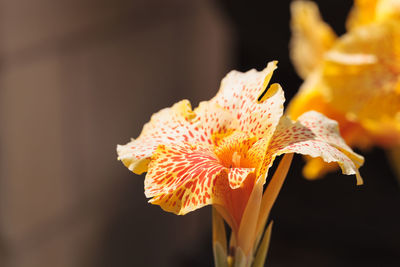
0,0,399,266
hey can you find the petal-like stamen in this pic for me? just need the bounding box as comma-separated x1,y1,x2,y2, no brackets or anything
232,151,241,168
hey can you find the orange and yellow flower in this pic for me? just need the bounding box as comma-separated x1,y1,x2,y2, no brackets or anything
117,61,363,266
289,0,400,179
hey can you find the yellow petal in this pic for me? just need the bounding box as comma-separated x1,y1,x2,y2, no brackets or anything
290,0,337,78
323,21,400,143
376,0,400,23
346,0,379,30
287,72,330,120
302,156,339,180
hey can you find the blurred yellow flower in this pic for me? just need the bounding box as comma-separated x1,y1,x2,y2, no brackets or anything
289,0,400,179
117,61,363,266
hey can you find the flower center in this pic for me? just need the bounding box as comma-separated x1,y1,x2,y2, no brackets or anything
212,131,257,169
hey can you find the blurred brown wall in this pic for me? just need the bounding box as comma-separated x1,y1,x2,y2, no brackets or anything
0,0,232,266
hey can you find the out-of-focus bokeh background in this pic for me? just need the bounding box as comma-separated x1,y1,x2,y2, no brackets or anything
0,0,399,266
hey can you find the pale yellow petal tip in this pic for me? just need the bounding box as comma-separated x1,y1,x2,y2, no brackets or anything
259,61,278,98
256,61,283,104
258,83,283,103
116,143,150,174
171,99,196,121
265,60,278,71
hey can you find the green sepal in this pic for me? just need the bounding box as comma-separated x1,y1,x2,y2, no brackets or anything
213,242,228,267
212,207,228,267
234,247,247,267
252,221,273,267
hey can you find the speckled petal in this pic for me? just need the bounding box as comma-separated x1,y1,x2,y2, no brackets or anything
145,144,227,215
290,0,337,78
211,61,285,141
228,167,255,189
117,100,195,174
117,100,236,174
266,111,364,185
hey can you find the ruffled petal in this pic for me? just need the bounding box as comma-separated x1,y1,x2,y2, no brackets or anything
117,100,237,174
266,111,364,185
211,61,285,141
117,100,195,174
145,144,226,215
290,0,337,78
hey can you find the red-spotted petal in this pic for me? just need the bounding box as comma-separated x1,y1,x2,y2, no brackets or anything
117,100,195,173
228,167,255,189
117,100,236,174
265,111,364,184
145,143,227,215
211,61,285,141
296,111,364,166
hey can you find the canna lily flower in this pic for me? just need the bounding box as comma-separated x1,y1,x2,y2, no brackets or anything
117,61,363,266
289,0,400,180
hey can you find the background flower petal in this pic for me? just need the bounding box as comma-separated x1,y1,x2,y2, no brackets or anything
322,21,400,143
290,0,337,78
346,0,379,30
